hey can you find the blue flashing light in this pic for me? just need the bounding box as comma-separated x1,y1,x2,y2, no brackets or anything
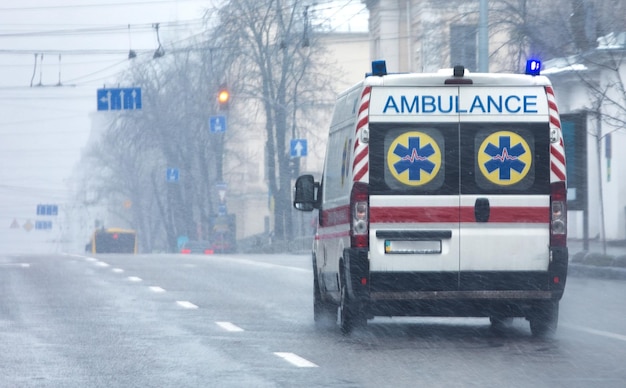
526,59,541,76
371,60,387,76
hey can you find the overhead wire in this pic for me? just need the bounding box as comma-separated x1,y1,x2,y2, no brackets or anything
0,0,208,12
0,1,370,91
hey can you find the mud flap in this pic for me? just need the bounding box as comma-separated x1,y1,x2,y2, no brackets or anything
549,246,568,299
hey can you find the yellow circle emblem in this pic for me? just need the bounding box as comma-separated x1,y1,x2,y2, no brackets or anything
387,131,441,186
478,131,532,186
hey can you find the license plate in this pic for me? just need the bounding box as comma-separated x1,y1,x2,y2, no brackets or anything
385,239,441,254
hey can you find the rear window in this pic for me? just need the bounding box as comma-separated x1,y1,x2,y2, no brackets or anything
461,123,550,195
369,123,459,195
369,122,550,195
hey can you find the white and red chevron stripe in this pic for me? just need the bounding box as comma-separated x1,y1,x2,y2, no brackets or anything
545,86,567,183
352,86,371,183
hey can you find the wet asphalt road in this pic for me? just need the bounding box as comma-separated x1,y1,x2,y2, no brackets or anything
1,252,625,388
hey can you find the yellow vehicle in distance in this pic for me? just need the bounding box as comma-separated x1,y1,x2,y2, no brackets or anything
86,228,137,254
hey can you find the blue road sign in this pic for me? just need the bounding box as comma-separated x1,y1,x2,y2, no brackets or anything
35,220,52,230
166,168,179,182
290,139,307,158
97,87,142,111
209,115,227,133
36,204,58,216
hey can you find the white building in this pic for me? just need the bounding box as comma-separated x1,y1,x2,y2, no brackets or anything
364,1,626,242
544,33,626,241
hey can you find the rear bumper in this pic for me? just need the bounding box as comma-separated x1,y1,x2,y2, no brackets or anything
370,289,554,301
343,246,568,318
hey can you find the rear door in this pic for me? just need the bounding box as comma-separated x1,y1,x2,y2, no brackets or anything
457,86,551,291
368,86,461,291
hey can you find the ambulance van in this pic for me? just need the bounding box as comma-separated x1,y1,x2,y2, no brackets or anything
294,60,568,336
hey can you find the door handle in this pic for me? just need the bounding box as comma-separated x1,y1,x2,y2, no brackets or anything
474,198,490,222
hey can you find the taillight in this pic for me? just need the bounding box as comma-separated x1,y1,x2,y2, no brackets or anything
350,182,369,248
550,181,567,247
181,248,191,254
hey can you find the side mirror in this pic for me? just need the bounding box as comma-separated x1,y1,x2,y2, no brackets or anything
293,175,319,211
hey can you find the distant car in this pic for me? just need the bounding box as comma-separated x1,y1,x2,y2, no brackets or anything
180,240,214,254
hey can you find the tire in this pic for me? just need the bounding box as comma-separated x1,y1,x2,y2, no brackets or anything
489,316,513,331
528,301,559,338
339,281,366,335
313,270,336,326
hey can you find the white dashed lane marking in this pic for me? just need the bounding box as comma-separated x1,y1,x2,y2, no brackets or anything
149,286,166,293
127,276,142,282
112,268,124,273
0,263,30,268
95,261,109,267
562,323,626,342
176,301,198,309
273,352,318,368
216,321,244,332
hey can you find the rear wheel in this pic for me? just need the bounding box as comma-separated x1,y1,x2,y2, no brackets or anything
339,281,366,335
313,270,336,326
489,316,513,332
528,301,559,337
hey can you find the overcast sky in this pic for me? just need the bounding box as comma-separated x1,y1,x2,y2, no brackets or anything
0,0,367,253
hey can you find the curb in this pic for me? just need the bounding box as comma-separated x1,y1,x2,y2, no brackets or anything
568,263,626,281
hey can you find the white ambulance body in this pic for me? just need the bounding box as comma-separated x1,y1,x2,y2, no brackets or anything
294,62,568,336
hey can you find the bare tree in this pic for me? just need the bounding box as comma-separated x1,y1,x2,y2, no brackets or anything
211,0,334,244
571,42,626,248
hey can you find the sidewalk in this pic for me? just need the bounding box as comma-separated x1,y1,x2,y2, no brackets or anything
567,239,626,280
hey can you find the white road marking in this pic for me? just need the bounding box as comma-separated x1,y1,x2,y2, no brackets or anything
149,286,166,293
232,259,309,273
216,321,244,332
95,261,109,267
176,301,198,309
0,263,30,268
65,254,84,258
562,323,626,342
112,268,124,273
127,276,142,282
273,352,318,368
85,257,97,262
201,256,309,273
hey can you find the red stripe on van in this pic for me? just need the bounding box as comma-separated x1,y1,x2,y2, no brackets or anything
321,205,350,227
462,206,549,223
551,146,565,165
358,99,369,115
370,206,549,223
353,140,367,164
315,230,350,241
551,162,567,181
370,207,459,223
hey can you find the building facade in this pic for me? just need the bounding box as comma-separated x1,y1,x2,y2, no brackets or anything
544,34,626,241
364,0,626,241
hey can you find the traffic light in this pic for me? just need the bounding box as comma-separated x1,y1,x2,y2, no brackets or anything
217,84,230,110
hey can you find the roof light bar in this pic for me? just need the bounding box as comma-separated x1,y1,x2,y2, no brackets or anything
526,59,541,76
371,60,387,76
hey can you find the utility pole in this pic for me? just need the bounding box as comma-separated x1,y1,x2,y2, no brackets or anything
478,0,489,72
